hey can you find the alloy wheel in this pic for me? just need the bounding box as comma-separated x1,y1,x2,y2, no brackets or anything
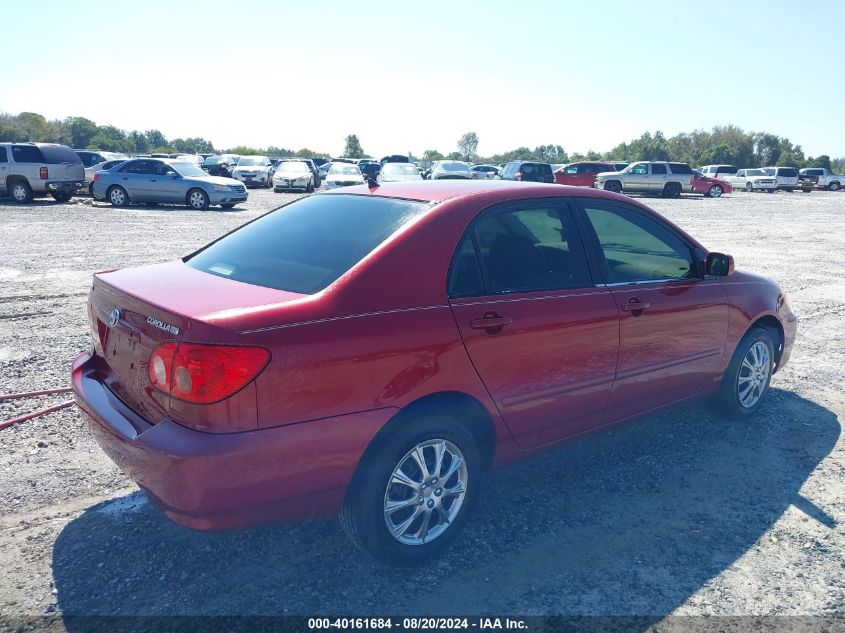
709,185,722,198
12,184,28,202
737,341,771,409
383,439,468,546
110,188,125,205
189,191,206,209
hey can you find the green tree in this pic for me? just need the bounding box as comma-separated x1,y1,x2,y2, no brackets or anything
457,132,479,161
128,131,150,153
806,155,832,170
65,117,98,148
343,134,364,158
422,149,444,162
533,144,568,164
145,129,168,149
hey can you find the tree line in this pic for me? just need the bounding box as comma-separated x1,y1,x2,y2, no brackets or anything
1,112,841,172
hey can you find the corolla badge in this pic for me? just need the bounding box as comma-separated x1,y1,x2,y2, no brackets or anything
108,308,120,327
146,316,180,336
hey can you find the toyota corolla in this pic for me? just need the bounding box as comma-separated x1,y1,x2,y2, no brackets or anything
72,181,796,564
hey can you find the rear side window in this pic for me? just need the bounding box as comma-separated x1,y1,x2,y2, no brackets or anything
41,145,83,164
453,205,591,295
668,163,692,174
0,147,7,163
11,145,43,163
651,164,667,175
187,195,430,294
716,166,737,174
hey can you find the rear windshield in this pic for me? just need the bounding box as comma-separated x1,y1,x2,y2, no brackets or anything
186,195,431,294
40,145,82,164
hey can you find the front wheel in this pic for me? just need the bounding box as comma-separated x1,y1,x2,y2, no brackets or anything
707,184,723,198
187,188,210,210
603,181,622,194
340,420,480,565
745,182,754,192
715,327,775,419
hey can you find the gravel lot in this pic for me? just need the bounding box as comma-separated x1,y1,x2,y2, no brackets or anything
0,188,843,628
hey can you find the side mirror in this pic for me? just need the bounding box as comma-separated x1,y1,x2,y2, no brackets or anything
705,252,734,276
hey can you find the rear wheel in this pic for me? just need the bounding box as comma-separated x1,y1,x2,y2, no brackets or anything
187,188,209,210
603,180,622,194
10,180,33,203
662,182,681,198
340,418,480,565
829,182,841,192
107,185,128,207
715,327,775,419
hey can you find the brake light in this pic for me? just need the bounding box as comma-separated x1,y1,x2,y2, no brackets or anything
515,171,523,181
39,166,48,179
149,343,270,404
93,173,100,181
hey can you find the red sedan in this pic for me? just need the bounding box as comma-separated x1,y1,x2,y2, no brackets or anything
554,161,620,187
692,171,733,197
72,181,796,563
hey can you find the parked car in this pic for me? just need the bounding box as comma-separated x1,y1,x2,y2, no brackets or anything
0,142,85,202
698,165,738,181
430,161,472,180
380,154,410,164
324,162,365,189
799,167,842,191
554,162,618,187
691,171,733,198
359,160,381,181
762,167,800,191
84,159,128,193
378,162,423,183
607,161,629,171
202,154,240,177
73,180,797,564
75,150,128,168
281,158,322,188
175,154,204,169
594,162,694,197
91,158,247,209
498,161,554,183
724,169,777,193
469,165,499,180
272,160,316,193
318,161,332,179
232,155,273,188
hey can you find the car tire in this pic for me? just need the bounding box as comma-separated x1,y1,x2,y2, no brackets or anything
707,184,723,198
715,327,776,419
745,182,754,192
273,187,282,193
829,182,840,191
340,418,481,565
107,186,128,207
187,188,210,210
766,189,775,194
9,179,33,204
662,182,681,198
306,180,314,194
603,181,622,194
50,191,73,202
221,203,235,209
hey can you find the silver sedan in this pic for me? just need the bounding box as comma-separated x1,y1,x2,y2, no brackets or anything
92,158,247,210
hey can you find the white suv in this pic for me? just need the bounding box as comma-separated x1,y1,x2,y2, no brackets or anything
0,142,85,203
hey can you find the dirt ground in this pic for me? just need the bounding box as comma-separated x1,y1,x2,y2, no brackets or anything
0,187,843,629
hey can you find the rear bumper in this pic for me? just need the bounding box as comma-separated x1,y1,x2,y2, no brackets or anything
71,351,395,530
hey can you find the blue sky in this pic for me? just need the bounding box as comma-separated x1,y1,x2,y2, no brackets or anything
3,0,844,158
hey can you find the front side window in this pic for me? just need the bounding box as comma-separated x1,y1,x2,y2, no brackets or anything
629,163,648,175
453,205,591,295
187,195,430,294
564,165,578,174
581,203,695,283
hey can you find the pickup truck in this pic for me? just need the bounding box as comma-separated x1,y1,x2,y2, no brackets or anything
799,168,842,191
594,161,694,197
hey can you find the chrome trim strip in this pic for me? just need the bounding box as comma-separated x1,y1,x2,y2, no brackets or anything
97,307,140,333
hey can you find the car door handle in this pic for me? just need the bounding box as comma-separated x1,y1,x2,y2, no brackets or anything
621,300,651,312
470,313,513,332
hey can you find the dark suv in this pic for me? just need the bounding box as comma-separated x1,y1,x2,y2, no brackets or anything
498,161,554,183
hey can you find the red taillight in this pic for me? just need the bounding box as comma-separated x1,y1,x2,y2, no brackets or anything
39,166,48,179
93,173,100,181
515,171,523,181
149,343,270,404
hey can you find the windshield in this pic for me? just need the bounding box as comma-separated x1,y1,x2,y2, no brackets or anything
186,195,430,294
440,162,468,172
278,162,309,173
382,164,419,175
329,164,361,175
171,162,209,178
747,169,766,176
238,157,267,167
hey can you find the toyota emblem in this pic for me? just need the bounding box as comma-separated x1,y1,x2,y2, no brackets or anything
108,308,120,327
